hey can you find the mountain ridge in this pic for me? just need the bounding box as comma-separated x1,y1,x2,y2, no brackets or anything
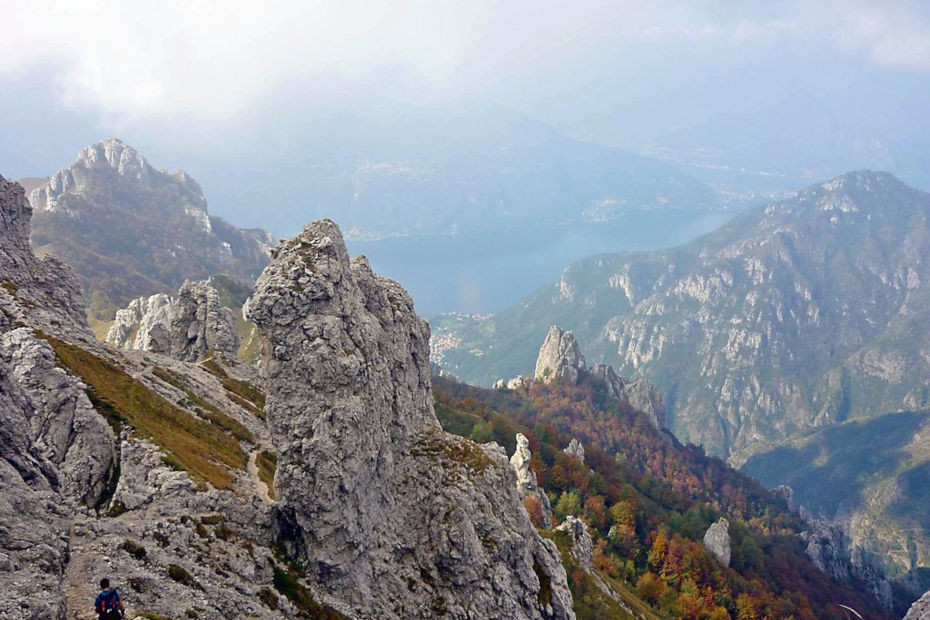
26,138,273,318
433,170,930,460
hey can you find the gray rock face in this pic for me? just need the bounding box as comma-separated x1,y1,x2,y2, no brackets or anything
563,438,585,463
534,325,665,428
0,330,71,620
905,590,930,619
771,484,796,512
246,219,574,619
624,378,667,429
106,280,239,361
536,326,586,384
0,175,87,331
106,293,172,350
703,518,731,567
555,517,593,569
511,433,554,527
1,328,116,506
801,520,892,609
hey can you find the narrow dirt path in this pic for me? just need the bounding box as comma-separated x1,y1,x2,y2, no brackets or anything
64,520,97,620
248,449,273,503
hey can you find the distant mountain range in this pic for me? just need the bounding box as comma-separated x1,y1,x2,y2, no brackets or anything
24,139,272,318
433,171,930,463
183,103,724,239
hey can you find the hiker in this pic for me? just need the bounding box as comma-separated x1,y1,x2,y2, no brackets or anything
94,578,125,619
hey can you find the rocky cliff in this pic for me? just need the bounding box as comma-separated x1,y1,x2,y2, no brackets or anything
532,326,666,429
4,176,575,618
0,174,290,619
28,139,272,317
106,279,239,361
245,219,573,618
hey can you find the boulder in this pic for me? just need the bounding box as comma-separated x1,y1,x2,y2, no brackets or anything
703,518,731,567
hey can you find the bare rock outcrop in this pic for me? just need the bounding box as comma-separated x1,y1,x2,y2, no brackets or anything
534,325,665,428
555,517,593,569
246,220,574,619
801,520,892,609
703,517,731,567
511,433,554,527
1,328,116,506
905,590,930,619
563,438,585,463
106,280,239,361
535,326,586,384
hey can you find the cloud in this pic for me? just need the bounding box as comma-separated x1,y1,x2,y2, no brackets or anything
832,1,930,72
1,0,928,128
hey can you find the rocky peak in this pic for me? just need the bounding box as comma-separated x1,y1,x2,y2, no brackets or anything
25,140,272,317
563,438,585,462
535,326,586,383
106,280,239,361
247,219,573,618
533,325,666,428
703,517,731,567
76,138,149,177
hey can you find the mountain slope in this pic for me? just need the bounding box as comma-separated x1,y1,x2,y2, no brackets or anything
431,366,894,618
27,138,272,317
742,410,930,591
433,171,930,462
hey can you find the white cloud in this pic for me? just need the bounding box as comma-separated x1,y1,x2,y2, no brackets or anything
832,1,930,72
0,0,928,127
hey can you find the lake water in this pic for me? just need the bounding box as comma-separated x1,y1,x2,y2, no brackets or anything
347,209,736,316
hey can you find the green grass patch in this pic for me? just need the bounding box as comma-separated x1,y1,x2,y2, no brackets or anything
167,564,203,590
38,333,246,490
256,449,278,500
201,357,266,417
1,280,19,294
119,540,147,561
410,428,494,473
153,367,255,443
185,394,254,443
272,565,345,619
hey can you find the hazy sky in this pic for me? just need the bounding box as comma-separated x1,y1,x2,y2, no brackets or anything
2,0,930,228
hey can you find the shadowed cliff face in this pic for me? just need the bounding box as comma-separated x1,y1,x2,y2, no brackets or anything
247,219,574,619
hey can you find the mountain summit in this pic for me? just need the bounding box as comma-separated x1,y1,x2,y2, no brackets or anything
27,139,273,317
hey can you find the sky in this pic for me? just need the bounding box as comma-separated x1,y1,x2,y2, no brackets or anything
1,0,930,230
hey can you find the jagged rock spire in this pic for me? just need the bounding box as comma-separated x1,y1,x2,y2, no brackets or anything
247,219,574,619
511,433,554,527
535,326,586,383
